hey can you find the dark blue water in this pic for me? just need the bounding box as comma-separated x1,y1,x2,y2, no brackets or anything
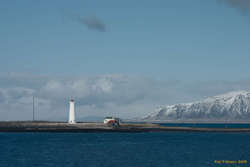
0,132,250,167
159,123,250,129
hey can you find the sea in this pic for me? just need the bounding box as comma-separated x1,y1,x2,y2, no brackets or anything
0,124,250,167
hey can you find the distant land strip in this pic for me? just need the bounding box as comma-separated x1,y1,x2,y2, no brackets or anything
0,121,250,133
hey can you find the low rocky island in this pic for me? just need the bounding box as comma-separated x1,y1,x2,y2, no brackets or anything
0,121,250,133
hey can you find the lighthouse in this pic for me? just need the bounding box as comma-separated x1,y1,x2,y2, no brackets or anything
68,99,76,124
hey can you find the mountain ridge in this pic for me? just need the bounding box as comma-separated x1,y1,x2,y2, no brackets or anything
143,90,250,121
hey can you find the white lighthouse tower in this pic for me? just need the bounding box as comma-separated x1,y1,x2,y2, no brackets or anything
68,99,76,124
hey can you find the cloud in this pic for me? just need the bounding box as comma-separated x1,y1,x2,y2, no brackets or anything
63,11,106,32
218,0,250,13
1,73,250,121
77,15,106,32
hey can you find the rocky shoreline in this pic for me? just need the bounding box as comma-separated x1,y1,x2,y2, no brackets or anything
0,121,250,133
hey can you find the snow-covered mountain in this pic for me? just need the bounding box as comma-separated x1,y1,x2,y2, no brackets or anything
143,91,250,121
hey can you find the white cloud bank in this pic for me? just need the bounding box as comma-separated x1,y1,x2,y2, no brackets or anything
0,72,250,121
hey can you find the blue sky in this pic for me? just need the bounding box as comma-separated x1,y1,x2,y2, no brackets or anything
1,0,250,80
1,0,250,120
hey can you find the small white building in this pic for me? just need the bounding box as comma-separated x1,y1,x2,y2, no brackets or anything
104,117,120,127
68,99,76,124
